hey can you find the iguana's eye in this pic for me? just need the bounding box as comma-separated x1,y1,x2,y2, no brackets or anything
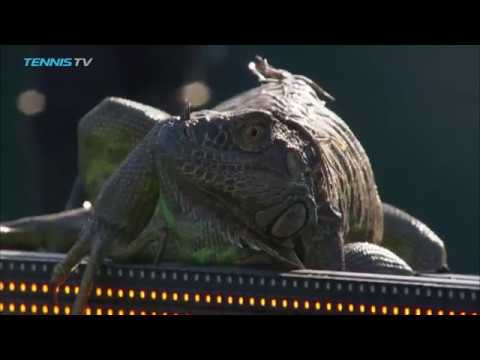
236,123,270,152
243,125,264,143
231,111,273,152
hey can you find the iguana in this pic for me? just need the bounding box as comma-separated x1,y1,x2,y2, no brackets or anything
0,56,448,314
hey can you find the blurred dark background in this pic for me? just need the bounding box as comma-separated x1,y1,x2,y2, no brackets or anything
1,45,478,274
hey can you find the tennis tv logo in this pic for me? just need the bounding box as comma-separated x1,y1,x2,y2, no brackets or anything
24,58,93,67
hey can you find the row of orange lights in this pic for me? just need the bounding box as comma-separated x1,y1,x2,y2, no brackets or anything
0,301,475,316
0,302,186,315
1,281,58,295
1,280,477,315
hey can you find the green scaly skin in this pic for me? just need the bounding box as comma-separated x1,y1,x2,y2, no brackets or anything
0,57,448,314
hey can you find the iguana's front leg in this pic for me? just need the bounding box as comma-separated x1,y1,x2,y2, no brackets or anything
51,124,163,314
1,98,172,255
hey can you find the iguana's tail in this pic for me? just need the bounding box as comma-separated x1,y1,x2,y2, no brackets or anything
381,202,448,273
0,208,89,253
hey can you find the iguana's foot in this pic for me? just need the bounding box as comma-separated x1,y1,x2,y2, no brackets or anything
50,216,120,314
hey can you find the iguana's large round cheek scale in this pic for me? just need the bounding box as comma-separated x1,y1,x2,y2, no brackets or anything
270,203,307,238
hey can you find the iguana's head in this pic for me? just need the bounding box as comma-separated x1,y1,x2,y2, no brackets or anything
156,107,318,266
153,58,337,268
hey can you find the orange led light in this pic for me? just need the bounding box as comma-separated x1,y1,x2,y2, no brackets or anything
172,292,179,301
216,295,222,304
326,303,332,311
31,304,38,314
426,309,433,315
227,296,233,305
140,311,146,316
96,288,102,296
393,307,399,315
96,309,103,315
337,303,343,312
20,283,26,292
161,292,167,301
282,300,288,308
117,289,124,298
20,304,26,313
74,286,79,294
53,306,60,315
194,294,200,303
370,305,377,314
404,307,410,315
9,303,15,312
271,299,277,308
140,290,146,299
205,294,212,303
107,288,113,297
0,281,4,291
42,284,49,293
415,308,422,316
64,286,71,295
0,303,4,312
151,291,157,300
249,297,255,306
129,310,135,315
129,290,135,298
107,309,113,315
260,298,266,307
64,306,71,315
42,305,48,314
85,308,92,315
31,283,37,293
381,306,388,315
348,304,354,313
448,311,455,316
293,300,299,309
9,282,15,291
437,310,444,315
238,297,244,305
183,293,190,302
118,310,125,315
460,312,466,316
359,305,366,313
151,312,157,315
